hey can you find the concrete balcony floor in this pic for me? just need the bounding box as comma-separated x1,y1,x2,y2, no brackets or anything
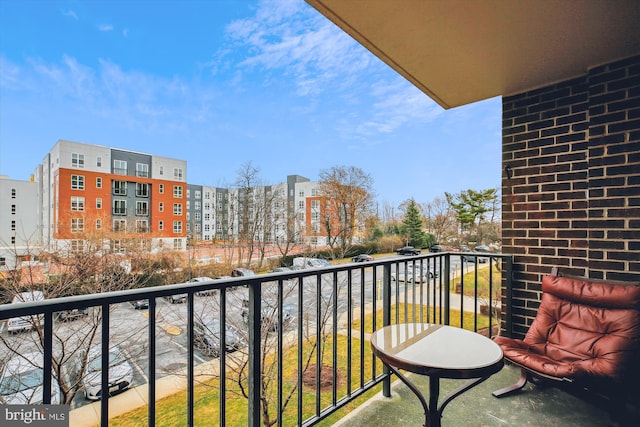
334,364,619,427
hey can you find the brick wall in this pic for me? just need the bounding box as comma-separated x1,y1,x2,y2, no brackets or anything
502,55,640,337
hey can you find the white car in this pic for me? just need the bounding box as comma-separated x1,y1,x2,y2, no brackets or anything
391,264,437,283
0,351,61,404
81,345,133,400
7,290,45,334
189,276,217,296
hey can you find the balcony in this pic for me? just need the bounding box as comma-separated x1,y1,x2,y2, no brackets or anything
0,253,626,426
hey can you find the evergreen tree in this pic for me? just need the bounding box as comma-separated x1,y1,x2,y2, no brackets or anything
401,199,426,248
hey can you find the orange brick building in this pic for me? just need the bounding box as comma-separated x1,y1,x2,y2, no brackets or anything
38,140,187,253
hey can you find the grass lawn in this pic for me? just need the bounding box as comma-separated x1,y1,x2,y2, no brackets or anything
110,333,383,427
110,303,493,426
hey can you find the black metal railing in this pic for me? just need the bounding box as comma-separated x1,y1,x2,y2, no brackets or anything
0,252,512,426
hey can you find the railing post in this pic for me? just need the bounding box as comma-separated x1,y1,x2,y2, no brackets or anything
444,254,451,325
382,263,392,398
248,282,262,426
43,311,53,404
505,256,514,338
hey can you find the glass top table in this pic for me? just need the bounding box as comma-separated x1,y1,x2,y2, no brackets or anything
371,323,504,427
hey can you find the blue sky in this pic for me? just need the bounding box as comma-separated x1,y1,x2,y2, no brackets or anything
0,0,501,207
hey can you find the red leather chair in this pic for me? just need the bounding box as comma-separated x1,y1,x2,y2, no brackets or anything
493,273,640,400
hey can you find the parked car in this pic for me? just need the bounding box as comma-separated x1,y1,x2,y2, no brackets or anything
474,244,491,263
391,264,436,283
270,267,292,273
352,254,374,262
81,345,133,400
397,246,421,256
292,257,332,269
193,318,245,357
164,292,187,304
241,299,294,331
56,307,89,321
7,290,45,334
129,299,149,309
231,268,255,277
0,351,61,404
429,244,446,253
189,276,217,296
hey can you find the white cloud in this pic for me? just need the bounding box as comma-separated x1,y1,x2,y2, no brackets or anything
217,0,441,138
62,10,78,20
98,24,113,32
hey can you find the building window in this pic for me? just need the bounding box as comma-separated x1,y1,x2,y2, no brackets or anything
136,163,149,178
173,238,182,250
113,200,127,215
186,201,190,210
136,182,150,197
205,191,210,199
195,201,201,210
186,189,190,199
159,220,164,230
311,200,319,209
311,212,320,221
194,212,201,221
96,177,102,188
298,201,304,209
113,159,127,175
195,190,201,199
136,220,149,233
71,196,85,211
11,204,16,214
113,180,127,195
11,220,16,231
71,175,85,190
96,219,102,230
11,236,15,244
173,168,183,180
173,203,183,215
136,201,149,216
204,224,210,232
113,219,126,232
204,213,210,221
0,257,6,266
96,156,102,167
71,218,84,232
159,166,164,175
11,188,16,198
159,202,164,212
173,185,183,198
96,198,102,209
72,153,85,168
195,223,201,232
173,221,182,233
71,240,84,252
299,191,304,197
311,188,317,196
159,184,164,194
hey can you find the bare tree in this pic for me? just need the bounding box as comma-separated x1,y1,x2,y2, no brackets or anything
423,197,458,244
0,234,157,405
318,166,374,258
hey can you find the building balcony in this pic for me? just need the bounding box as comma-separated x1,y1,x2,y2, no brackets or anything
0,253,632,426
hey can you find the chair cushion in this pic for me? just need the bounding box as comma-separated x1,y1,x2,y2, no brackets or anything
498,275,640,382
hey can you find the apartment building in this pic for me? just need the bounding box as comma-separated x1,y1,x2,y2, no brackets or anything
39,140,187,254
1,140,344,262
0,176,41,271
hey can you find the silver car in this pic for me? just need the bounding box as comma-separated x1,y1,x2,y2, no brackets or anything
0,351,61,404
81,345,133,400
